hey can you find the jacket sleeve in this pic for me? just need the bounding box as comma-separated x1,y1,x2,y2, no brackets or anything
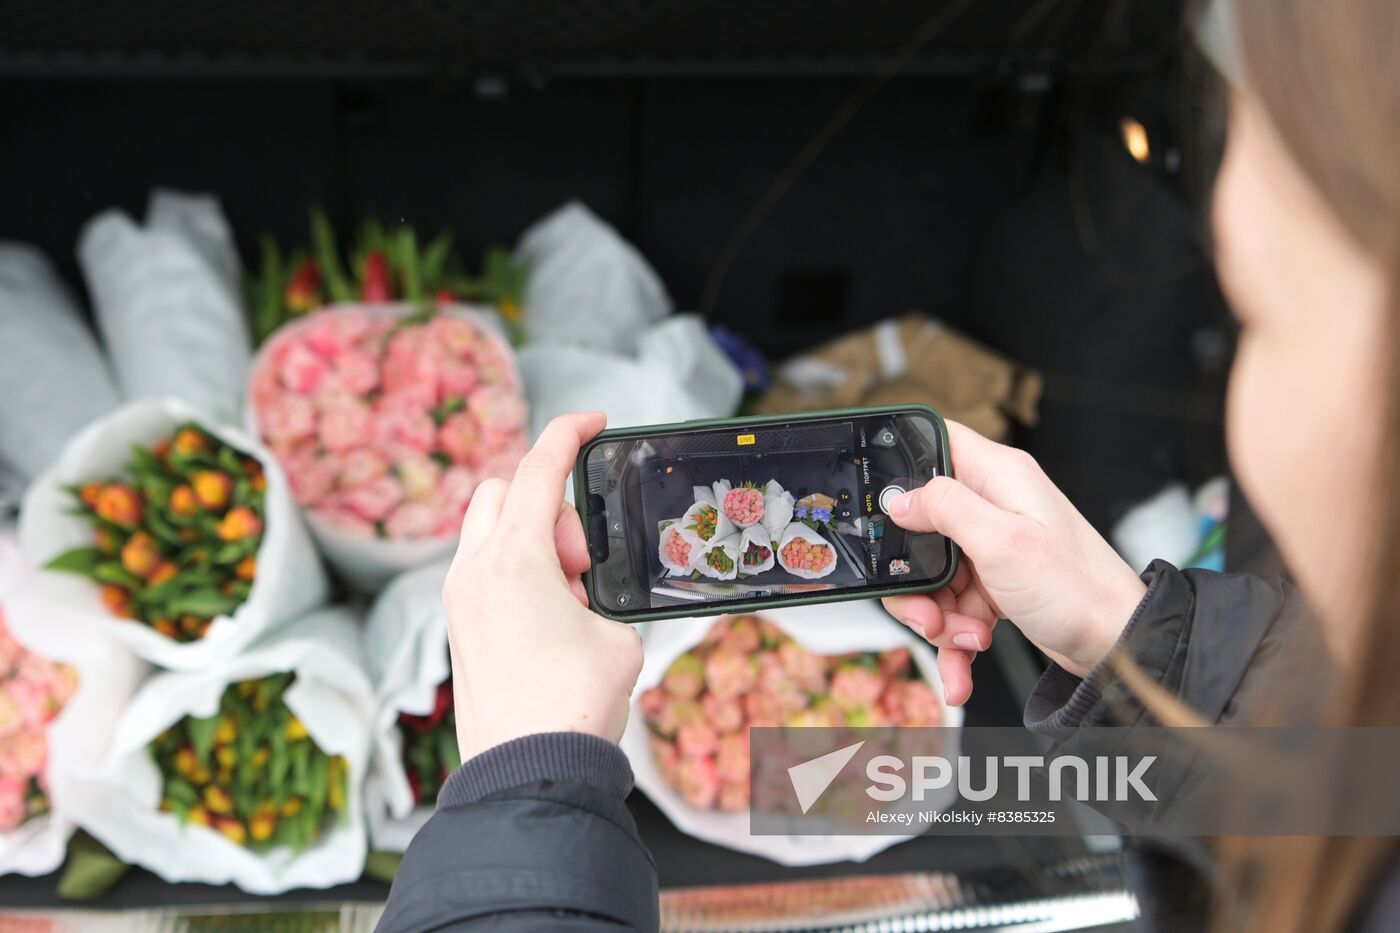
375,732,660,933
1024,559,1323,736
1021,560,1325,932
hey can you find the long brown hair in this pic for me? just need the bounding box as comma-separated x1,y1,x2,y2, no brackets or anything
1207,1,1400,930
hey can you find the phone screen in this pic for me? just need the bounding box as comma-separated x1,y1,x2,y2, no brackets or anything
579,409,954,619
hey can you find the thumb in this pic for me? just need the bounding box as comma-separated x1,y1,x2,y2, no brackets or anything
888,476,1009,558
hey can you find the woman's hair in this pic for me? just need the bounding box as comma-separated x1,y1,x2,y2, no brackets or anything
1211,1,1400,930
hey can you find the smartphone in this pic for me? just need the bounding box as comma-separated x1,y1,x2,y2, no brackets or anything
574,404,959,622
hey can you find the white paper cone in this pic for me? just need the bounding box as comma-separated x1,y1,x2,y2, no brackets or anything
737,524,776,575
78,191,251,426
682,500,735,546
657,521,702,577
66,607,375,894
363,560,453,853
0,245,121,484
695,533,741,581
18,398,328,671
761,482,795,539
0,533,147,877
621,601,963,866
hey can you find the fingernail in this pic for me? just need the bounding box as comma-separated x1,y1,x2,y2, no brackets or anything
890,492,912,517
901,617,926,637
952,633,983,651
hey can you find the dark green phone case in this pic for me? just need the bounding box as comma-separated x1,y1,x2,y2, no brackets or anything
573,404,960,623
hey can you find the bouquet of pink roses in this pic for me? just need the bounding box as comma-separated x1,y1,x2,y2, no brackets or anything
0,605,78,835
248,304,528,587
637,614,944,814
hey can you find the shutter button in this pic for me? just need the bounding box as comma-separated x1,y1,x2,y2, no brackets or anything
878,485,906,514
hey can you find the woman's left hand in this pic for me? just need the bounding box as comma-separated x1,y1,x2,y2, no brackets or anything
442,411,645,763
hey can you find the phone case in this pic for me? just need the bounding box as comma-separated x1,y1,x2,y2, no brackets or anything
573,403,960,623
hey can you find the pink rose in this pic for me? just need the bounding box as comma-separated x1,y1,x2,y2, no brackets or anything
704,649,758,701
374,398,437,458
663,654,705,701
467,387,527,434
336,448,390,491
274,340,329,395
384,502,441,539
438,361,479,400
427,315,480,357
652,699,702,739
882,680,943,727
318,395,374,454
334,348,381,396
879,647,912,680
0,727,46,781
779,641,829,694
717,779,749,812
0,776,26,832
285,450,339,507
650,736,681,786
639,686,668,723
676,756,720,810
261,395,317,446
0,688,21,740
437,412,479,467
677,721,719,759
716,732,750,784
742,690,784,728
829,665,886,710
470,341,517,389
382,327,445,398
396,454,442,502
5,675,57,729
718,616,761,654
303,309,373,358
344,475,403,522
701,692,743,734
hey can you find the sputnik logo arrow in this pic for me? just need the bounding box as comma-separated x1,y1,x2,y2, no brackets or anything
787,741,864,814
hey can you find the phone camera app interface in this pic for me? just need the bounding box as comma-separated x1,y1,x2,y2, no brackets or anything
583,413,950,612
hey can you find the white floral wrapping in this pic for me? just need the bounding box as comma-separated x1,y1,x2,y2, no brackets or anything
19,398,328,671
65,607,374,894
658,521,702,577
695,533,741,581
0,532,146,877
776,522,839,580
362,560,452,853
621,600,962,866
737,524,776,575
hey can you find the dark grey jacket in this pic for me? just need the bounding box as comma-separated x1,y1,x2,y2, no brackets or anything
378,561,1396,932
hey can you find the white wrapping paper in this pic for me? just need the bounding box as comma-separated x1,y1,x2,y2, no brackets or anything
695,533,740,582
66,607,375,894
658,522,702,577
776,522,839,580
621,601,963,866
515,201,670,355
682,499,735,548
0,244,121,483
362,560,453,852
737,524,776,575
761,481,795,539
0,532,147,877
19,398,328,671
246,302,522,593
78,190,250,425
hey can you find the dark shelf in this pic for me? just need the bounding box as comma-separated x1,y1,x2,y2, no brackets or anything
1,0,1182,80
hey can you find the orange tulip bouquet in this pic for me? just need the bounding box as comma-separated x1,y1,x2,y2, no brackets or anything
19,399,326,670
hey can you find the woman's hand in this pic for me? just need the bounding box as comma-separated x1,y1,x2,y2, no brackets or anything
882,421,1146,706
443,411,644,762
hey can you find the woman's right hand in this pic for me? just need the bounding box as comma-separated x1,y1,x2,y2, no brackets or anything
881,421,1147,706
